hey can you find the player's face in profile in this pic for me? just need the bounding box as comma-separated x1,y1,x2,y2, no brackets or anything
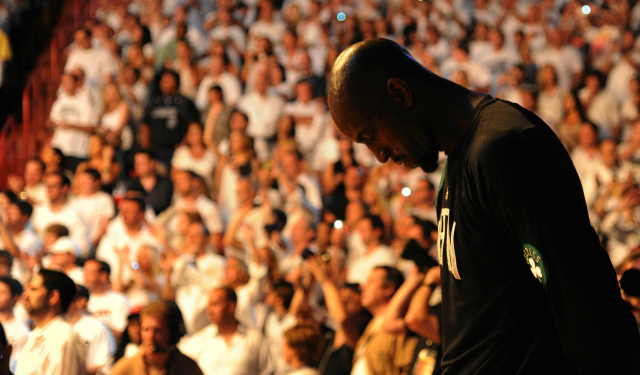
23,274,49,315
141,315,171,353
336,108,439,173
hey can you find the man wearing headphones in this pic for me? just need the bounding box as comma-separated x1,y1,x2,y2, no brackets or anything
110,300,203,375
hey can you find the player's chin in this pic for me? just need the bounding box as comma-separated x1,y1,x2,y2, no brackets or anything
418,154,439,173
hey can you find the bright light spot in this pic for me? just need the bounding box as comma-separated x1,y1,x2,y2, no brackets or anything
131,262,139,270
582,5,591,15
334,220,343,229
402,187,411,197
337,12,346,21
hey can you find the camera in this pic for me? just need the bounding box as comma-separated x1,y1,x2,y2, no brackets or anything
401,239,439,272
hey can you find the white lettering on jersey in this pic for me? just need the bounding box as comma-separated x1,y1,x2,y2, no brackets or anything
437,208,461,280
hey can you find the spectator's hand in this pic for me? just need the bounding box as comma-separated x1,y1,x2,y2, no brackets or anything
0,343,12,375
407,265,426,286
304,254,330,284
159,248,177,274
7,175,24,194
115,246,130,265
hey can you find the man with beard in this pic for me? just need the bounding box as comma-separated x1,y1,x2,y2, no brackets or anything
15,269,85,375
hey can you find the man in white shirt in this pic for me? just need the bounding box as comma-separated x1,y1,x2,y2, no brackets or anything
282,80,327,158
16,269,85,375
237,69,285,161
65,285,116,375
264,280,298,375
7,157,47,206
346,215,397,284
162,221,225,335
96,196,158,285
178,287,273,375
70,169,115,250
65,27,118,87
31,172,90,258
0,200,41,284
276,148,323,225
223,178,269,259
534,28,584,92
195,54,243,111
47,237,84,286
0,277,29,374
84,259,129,343
48,73,98,171
165,170,223,250
222,256,269,330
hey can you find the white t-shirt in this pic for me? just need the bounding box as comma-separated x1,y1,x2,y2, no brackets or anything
70,192,115,243
171,146,218,190
31,202,90,258
346,245,397,284
195,72,243,109
87,290,130,333
178,324,273,375
0,227,41,284
49,93,97,158
73,315,116,374
2,318,29,374
65,46,118,86
167,195,223,235
15,316,85,375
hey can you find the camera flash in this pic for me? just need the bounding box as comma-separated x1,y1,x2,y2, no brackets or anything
402,187,411,197
334,220,343,229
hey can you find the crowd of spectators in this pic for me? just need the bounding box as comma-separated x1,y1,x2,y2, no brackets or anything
1,0,640,374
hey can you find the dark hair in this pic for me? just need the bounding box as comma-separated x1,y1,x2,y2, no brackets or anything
45,224,69,238
83,168,102,182
375,265,405,292
10,200,33,218
216,286,238,304
209,85,225,101
272,280,294,310
0,277,23,298
26,157,46,173
342,283,362,294
160,69,181,90
0,190,17,202
364,214,384,232
133,148,156,160
284,324,324,366
141,300,186,345
47,172,71,188
121,195,145,212
38,269,76,313
230,109,249,124
0,251,12,270
74,284,90,301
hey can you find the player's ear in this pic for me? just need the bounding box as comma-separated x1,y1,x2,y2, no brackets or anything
386,78,413,108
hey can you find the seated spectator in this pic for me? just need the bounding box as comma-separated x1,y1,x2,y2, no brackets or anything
7,157,47,206
111,300,203,375
113,308,141,363
47,236,83,285
31,172,90,259
0,277,28,374
126,150,173,216
84,259,130,343
70,168,116,250
66,285,117,375
178,287,273,375
0,199,40,284
171,123,219,196
282,324,324,375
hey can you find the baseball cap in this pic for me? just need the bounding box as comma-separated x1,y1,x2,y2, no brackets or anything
49,236,80,257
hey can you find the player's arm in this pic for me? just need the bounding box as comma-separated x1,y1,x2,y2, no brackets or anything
476,127,640,374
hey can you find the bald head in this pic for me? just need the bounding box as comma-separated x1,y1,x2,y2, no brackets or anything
329,39,425,119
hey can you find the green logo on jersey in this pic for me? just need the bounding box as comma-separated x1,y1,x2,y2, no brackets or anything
523,244,547,285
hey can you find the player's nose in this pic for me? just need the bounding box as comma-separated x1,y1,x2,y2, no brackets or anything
369,146,390,164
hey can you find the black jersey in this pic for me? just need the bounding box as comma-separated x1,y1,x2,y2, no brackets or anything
436,97,640,374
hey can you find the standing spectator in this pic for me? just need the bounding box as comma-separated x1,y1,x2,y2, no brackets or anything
275,147,323,225
65,285,117,375
111,301,204,375
126,150,174,216
264,280,298,375
139,69,200,168
178,287,273,375
0,277,28,374
65,27,118,87
112,244,163,309
47,73,98,172
195,54,243,111
237,68,285,161
70,169,115,250
84,259,129,343
222,256,269,330
96,82,133,155
536,64,565,132
171,123,219,196
346,215,397,284
15,269,85,375
31,172,90,259
202,85,234,151
578,70,621,140
282,324,324,375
